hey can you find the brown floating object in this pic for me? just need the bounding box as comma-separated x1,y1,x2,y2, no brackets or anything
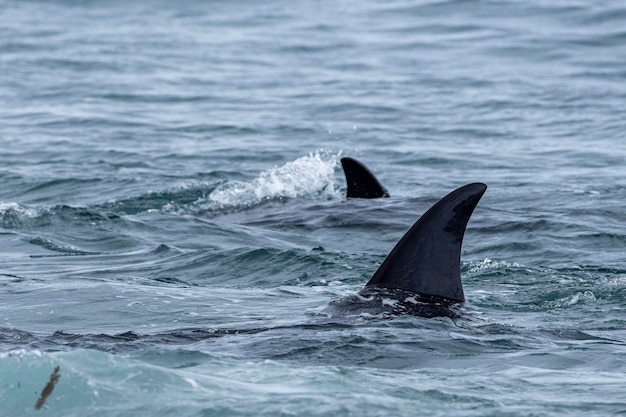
34,365,61,410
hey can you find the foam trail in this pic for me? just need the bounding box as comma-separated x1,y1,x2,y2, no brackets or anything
208,151,341,208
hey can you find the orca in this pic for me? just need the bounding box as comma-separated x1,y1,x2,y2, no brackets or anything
340,157,390,198
330,182,487,318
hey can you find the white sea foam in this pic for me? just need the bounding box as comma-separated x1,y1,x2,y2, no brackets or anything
0,202,38,218
208,151,341,208
467,258,520,273
564,291,596,306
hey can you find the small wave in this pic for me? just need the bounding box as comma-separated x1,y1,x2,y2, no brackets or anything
28,236,96,256
0,202,41,228
197,246,342,286
465,258,520,274
207,151,341,209
102,182,213,216
542,291,598,309
0,202,119,230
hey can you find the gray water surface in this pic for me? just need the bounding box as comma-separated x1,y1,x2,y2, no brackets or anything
1,0,626,415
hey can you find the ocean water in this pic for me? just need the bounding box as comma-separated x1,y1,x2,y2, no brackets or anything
1,0,626,415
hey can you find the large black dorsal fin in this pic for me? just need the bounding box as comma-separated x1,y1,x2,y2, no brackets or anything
363,183,487,302
341,157,389,198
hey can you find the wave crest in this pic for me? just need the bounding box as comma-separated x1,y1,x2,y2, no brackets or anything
208,151,341,208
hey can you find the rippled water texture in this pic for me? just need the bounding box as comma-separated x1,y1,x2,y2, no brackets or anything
1,0,626,416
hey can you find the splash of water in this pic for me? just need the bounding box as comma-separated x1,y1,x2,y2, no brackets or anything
208,151,341,208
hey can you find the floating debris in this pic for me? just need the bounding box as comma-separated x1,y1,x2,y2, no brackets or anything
34,365,60,410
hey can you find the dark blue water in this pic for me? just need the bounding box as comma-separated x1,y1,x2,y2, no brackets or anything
2,0,626,415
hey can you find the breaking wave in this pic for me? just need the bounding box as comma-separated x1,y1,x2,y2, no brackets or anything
207,151,342,209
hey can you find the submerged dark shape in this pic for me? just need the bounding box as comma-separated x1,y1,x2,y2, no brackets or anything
331,183,487,318
340,157,390,198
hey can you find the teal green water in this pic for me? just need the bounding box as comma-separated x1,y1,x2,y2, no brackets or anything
1,0,626,415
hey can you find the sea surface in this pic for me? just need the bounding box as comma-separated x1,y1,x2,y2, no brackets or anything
1,0,626,415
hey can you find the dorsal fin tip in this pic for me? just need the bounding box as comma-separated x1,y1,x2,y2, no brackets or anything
362,182,487,303
340,157,389,199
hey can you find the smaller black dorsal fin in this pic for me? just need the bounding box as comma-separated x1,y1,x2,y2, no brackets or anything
341,157,390,199
363,183,487,303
